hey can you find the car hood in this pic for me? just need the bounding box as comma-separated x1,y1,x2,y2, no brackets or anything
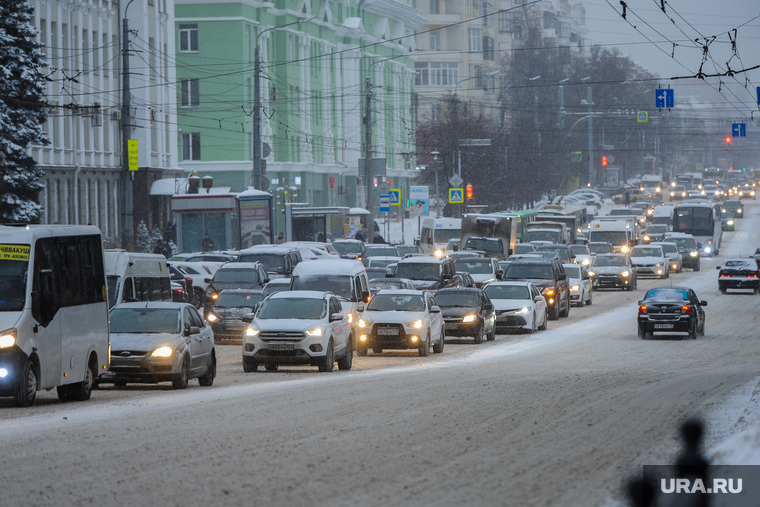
630,256,665,265
252,318,325,332
211,307,255,320
110,332,184,351
590,266,627,274
211,281,261,291
491,298,533,311
663,252,681,261
508,278,554,289
411,280,441,290
0,312,21,332
440,306,479,319
361,311,426,324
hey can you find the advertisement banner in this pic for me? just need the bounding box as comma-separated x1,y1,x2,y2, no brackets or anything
410,186,429,216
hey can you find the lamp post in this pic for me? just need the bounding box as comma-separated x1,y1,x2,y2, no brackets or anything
431,151,441,217
252,17,314,190
121,0,136,251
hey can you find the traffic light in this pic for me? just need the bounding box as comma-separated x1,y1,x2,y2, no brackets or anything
466,184,473,200
602,156,608,167
726,136,732,144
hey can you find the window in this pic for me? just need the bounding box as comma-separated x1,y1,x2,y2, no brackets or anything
429,30,439,51
482,2,492,26
468,28,482,52
429,0,439,14
544,12,557,30
415,62,460,86
498,11,512,32
431,103,440,124
483,36,494,60
179,24,198,52
182,132,201,160
471,0,480,17
181,78,199,107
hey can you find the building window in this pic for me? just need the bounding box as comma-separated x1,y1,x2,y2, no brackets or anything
415,62,460,86
429,30,439,50
482,2,492,26
544,12,557,30
179,24,198,52
431,103,440,124
483,36,494,60
181,79,199,107
469,28,482,52
182,133,201,160
498,11,512,32
429,0,439,14
471,0,480,17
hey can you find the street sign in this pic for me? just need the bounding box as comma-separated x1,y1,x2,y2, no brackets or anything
378,182,391,196
449,188,464,204
637,111,648,123
732,123,746,137
260,176,270,191
696,163,703,171
449,174,463,188
127,139,139,171
262,142,271,158
459,139,491,147
571,151,582,163
410,186,429,216
389,189,401,205
655,89,674,108
379,194,391,212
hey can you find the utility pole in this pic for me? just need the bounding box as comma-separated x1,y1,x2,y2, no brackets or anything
252,42,262,190
121,0,135,251
364,76,375,239
587,86,594,188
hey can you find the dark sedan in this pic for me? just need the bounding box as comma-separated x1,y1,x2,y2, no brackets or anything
206,289,265,343
717,258,760,294
637,286,706,340
434,288,496,343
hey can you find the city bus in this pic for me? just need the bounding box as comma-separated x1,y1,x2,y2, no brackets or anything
703,167,723,184
673,203,722,256
490,209,541,243
0,225,110,406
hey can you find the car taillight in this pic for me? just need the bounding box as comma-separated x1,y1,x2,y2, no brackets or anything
681,305,692,315
638,305,647,315
719,274,731,278
185,276,193,285
749,274,759,279
174,287,185,295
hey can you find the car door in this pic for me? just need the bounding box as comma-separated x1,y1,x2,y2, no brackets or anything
190,306,213,370
329,298,349,354
531,284,546,323
481,292,496,334
428,295,443,340
689,289,705,329
581,266,590,298
183,306,205,374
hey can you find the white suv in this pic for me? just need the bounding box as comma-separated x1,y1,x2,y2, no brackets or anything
243,291,353,372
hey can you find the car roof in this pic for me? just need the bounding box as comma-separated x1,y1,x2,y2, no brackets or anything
368,256,402,261
292,259,365,275
239,245,299,254
645,286,691,292
486,280,533,287
369,277,413,283
334,239,364,244
537,244,569,249
374,289,427,296
112,302,188,310
265,278,292,285
595,253,626,257
435,287,483,294
397,255,446,264
219,262,262,270
219,288,265,295
663,232,694,238
269,290,329,300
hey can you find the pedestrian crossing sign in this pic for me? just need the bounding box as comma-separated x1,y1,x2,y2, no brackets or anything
449,188,464,204
389,189,401,205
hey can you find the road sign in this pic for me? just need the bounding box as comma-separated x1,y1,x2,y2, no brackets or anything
571,151,582,163
459,139,491,147
127,139,139,171
262,142,271,158
410,186,429,216
379,194,391,212
696,163,703,171
757,86,759,105
732,123,746,137
637,111,648,123
449,188,464,204
449,174,463,187
378,182,391,196
389,189,401,205
655,89,674,108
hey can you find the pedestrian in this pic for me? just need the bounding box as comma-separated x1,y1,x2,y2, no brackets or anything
201,233,215,252
354,230,366,242
373,231,387,244
164,221,177,244
625,190,630,207
275,232,286,244
154,239,171,259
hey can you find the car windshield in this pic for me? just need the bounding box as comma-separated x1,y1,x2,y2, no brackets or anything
333,242,362,255
395,246,418,256
588,243,613,254
564,266,581,278
238,254,285,274
630,248,662,257
0,256,29,312
569,245,589,256
370,280,405,290
258,298,326,319
526,230,559,243
666,238,696,250
588,231,627,245
214,268,260,284
394,263,440,281
215,292,264,308
365,247,398,257
724,201,741,209
464,238,501,253
291,275,353,300
646,225,668,234
368,258,398,268
433,229,461,244
593,256,626,267
645,288,688,300
485,285,530,300
106,275,120,308
537,246,570,260
657,243,679,254
504,264,553,280
609,209,633,216
454,259,493,274
434,292,479,307
109,308,181,334
514,244,536,254
367,294,425,312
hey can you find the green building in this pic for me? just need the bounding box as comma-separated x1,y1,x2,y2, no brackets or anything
174,0,424,234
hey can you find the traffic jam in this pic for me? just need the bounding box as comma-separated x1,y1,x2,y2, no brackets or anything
0,177,757,405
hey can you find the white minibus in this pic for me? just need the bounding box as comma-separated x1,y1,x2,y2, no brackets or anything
105,250,172,308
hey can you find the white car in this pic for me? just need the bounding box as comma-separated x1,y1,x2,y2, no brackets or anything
356,290,444,356
569,244,592,267
629,245,670,279
650,241,683,273
242,291,353,372
454,257,502,288
563,264,592,307
366,256,402,269
484,281,547,334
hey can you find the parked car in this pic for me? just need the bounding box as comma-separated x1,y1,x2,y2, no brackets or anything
637,286,706,339
434,288,496,343
206,289,265,343
589,254,638,291
103,302,216,389
717,258,760,294
484,281,547,334
563,264,592,307
356,290,444,356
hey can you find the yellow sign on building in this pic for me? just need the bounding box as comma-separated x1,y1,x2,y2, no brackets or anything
128,139,139,171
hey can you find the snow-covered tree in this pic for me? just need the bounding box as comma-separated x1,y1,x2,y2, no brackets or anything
135,221,152,253
0,0,49,223
150,227,163,252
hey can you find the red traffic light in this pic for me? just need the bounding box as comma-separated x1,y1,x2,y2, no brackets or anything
601,156,608,167
726,137,732,144
466,185,473,199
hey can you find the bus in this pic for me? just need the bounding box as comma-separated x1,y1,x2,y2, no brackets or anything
420,217,462,256
675,174,694,190
703,167,723,184
490,209,541,243
0,225,110,406
673,203,722,256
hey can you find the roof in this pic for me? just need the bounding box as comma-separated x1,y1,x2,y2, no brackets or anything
265,277,292,285
269,290,329,300
397,255,446,264
373,289,426,296
218,262,262,270
219,288,265,295
334,239,364,244
485,280,534,286
435,287,483,294
112,301,188,310
595,253,626,257
239,245,299,254
292,259,365,275
721,259,757,269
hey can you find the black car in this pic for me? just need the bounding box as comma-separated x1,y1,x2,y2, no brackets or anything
637,286,707,339
721,211,735,232
662,234,701,271
722,199,744,218
434,288,496,343
501,259,570,320
203,262,269,312
642,224,668,244
206,289,265,343
717,258,760,294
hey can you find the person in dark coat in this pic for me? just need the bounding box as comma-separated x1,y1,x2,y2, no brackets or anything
354,230,366,242
201,234,215,252
373,231,387,244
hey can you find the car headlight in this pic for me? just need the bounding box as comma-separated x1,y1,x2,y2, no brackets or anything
570,284,580,291
206,313,218,322
245,327,260,337
621,245,630,253
655,262,662,267
0,329,16,349
588,271,596,277
621,271,630,277
462,314,476,323
516,307,530,314
722,209,727,212
211,293,219,300
582,259,590,266
682,192,686,197
738,209,742,213
704,247,712,254
644,235,650,241
306,327,324,336
434,249,444,257
151,346,173,358
358,319,371,328
690,251,698,257
728,220,734,225
670,192,675,196
407,319,424,329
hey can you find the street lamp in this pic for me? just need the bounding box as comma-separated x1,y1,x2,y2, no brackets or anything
453,70,499,107
252,16,315,190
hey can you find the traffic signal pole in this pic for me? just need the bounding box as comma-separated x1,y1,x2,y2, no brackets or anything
364,76,375,240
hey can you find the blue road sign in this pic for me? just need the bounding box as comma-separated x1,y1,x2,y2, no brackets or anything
389,189,400,205
655,89,674,108
732,123,746,137
448,188,464,204
637,111,648,123
757,86,760,105
379,194,391,212
571,151,582,163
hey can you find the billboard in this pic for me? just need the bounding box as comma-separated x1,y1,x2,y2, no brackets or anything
410,186,429,216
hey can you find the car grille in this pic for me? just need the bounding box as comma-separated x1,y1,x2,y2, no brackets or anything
112,350,147,358
260,331,305,341
371,323,407,342
497,309,521,315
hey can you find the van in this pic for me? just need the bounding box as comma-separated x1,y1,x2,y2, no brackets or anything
419,218,462,256
105,250,172,308
587,218,637,253
525,221,570,245
652,205,674,229
237,245,302,278
0,225,110,406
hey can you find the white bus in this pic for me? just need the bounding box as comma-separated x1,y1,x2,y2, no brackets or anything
0,225,110,406
419,218,462,256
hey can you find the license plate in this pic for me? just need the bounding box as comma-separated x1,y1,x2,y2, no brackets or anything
654,324,674,329
445,323,458,331
377,328,399,336
268,343,294,351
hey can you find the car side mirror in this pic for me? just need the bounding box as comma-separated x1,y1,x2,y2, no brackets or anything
329,313,344,322
355,303,365,312
361,291,371,303
533,295,543,302
483,303,494,310
453,244,459,252
414,237,421,246
430,305,440,313
263,277,270,284
242,312,255,323
700,301,707,306
637,300,643,305
715,266,721,270
496,269,504,280
442,273,453,280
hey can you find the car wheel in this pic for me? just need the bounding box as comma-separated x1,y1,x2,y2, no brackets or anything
337,336,353,371
357,344,368,357
192,289,204,309
638,325,645,339
559,298,569,318
172,356,190,389
577,291,585,307
14,359,37,407
487,324,496,341
68,357,97,401
318,340,335,372
720,286,727,294
586,290,593,305
433,327,444,353
418,332,430,357
699,321,705,337
689,322,698,340
473,323,483,344
539,312,547,331
242,356,259,372
694,262,700,272
549,306,559,321
527,314,536,334
56,384,74,402
113,379,128,387
372,346,383,354
754,286,760,295
198,353,216,386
